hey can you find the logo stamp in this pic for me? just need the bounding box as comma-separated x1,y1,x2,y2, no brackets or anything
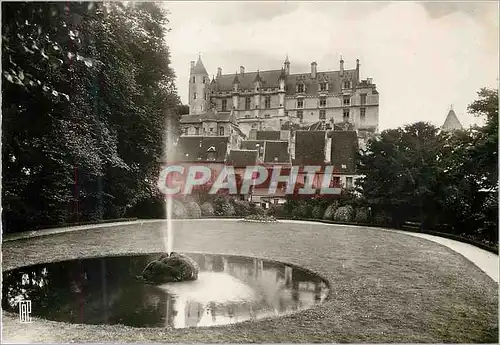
19,300,32,323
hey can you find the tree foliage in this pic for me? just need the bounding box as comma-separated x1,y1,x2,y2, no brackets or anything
357,88,498,243
2,2,182,232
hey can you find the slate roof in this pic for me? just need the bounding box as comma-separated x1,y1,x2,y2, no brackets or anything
263,141,290,163
241,140,265,151
215,68,357,94
293,131,326,165
442,108,463,131
175,136,228,162
328,131,359,174
256,131,281,140
180,110,232,124
226,149,259,167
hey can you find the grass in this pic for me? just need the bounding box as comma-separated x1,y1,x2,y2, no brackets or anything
2,220,498,343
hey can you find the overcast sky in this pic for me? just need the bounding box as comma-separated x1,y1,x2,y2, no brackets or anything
163,1,498,130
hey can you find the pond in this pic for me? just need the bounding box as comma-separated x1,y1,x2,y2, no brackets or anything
2,253,329,328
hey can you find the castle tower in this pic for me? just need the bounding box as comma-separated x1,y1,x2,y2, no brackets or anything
442,105,463,132
189,55,209,115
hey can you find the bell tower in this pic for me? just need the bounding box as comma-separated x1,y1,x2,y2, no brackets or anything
189,54,209,115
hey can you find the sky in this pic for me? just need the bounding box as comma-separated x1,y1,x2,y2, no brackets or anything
163,1,498,130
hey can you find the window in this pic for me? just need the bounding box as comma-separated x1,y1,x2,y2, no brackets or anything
319,109,326,119
265,96,271,109
222,99,227,111
192,76,195,83
346,177,353,188
219,127,224,136
245,97,251,110
195,127,200,135
202,77,206,84
297,110,303,120
297,99,304,108
193,92,197,100
285,111,289,117
343,96,350,106
204,93,207,100
343,109,350,121
210,128,214,132
320,82,327,92
265,114,270,118
360,108,366,122
343,80,350,89
319,97,326,107
332,176,341,187
360,93,367,105
245,115,250,118
297,84,304,93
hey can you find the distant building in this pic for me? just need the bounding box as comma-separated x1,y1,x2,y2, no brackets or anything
442,105,463,132
173,54,381,200
186,55,379,141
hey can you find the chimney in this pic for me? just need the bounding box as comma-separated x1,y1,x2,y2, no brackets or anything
240,66,245,75
217,67,222,78
340,57,344,77
356,59,360,82
367,77,373,84
190,61,195,69
311,62,317,79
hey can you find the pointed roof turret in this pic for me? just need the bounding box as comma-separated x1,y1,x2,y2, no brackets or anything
278,68,287,80
192,54,208,75
284,54,290,64
442,105,463,131
233,72,240,84
254,70,262,83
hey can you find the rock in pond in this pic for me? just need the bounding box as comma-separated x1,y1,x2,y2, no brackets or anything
139,252,199,284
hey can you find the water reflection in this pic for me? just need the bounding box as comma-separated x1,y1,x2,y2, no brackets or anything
2,253,328,328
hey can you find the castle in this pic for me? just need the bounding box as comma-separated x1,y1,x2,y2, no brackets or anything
175,55,380,197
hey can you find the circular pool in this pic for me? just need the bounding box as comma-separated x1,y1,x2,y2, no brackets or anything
2,252,329,328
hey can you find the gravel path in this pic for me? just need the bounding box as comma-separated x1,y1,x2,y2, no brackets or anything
2,219,498,343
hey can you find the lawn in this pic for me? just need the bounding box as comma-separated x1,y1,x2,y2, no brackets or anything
2,220,498,343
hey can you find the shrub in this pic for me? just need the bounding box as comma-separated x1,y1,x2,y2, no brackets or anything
323,201,340,220
292,203,313,219
214,198,236,216
200,202,215,216
267,204,286,217
334,205,355,222
354,207,371,223
373,211,392,226
172,200,187,219
311,205,324,219
185,201,202,219
232,199,252,216
251,204,266,216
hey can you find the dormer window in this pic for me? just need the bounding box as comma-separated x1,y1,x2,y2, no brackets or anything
343,80,351,89
193,92,197,100
320,82,328,92
297,99,304,108
297,84,304,93
219,127,224,136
